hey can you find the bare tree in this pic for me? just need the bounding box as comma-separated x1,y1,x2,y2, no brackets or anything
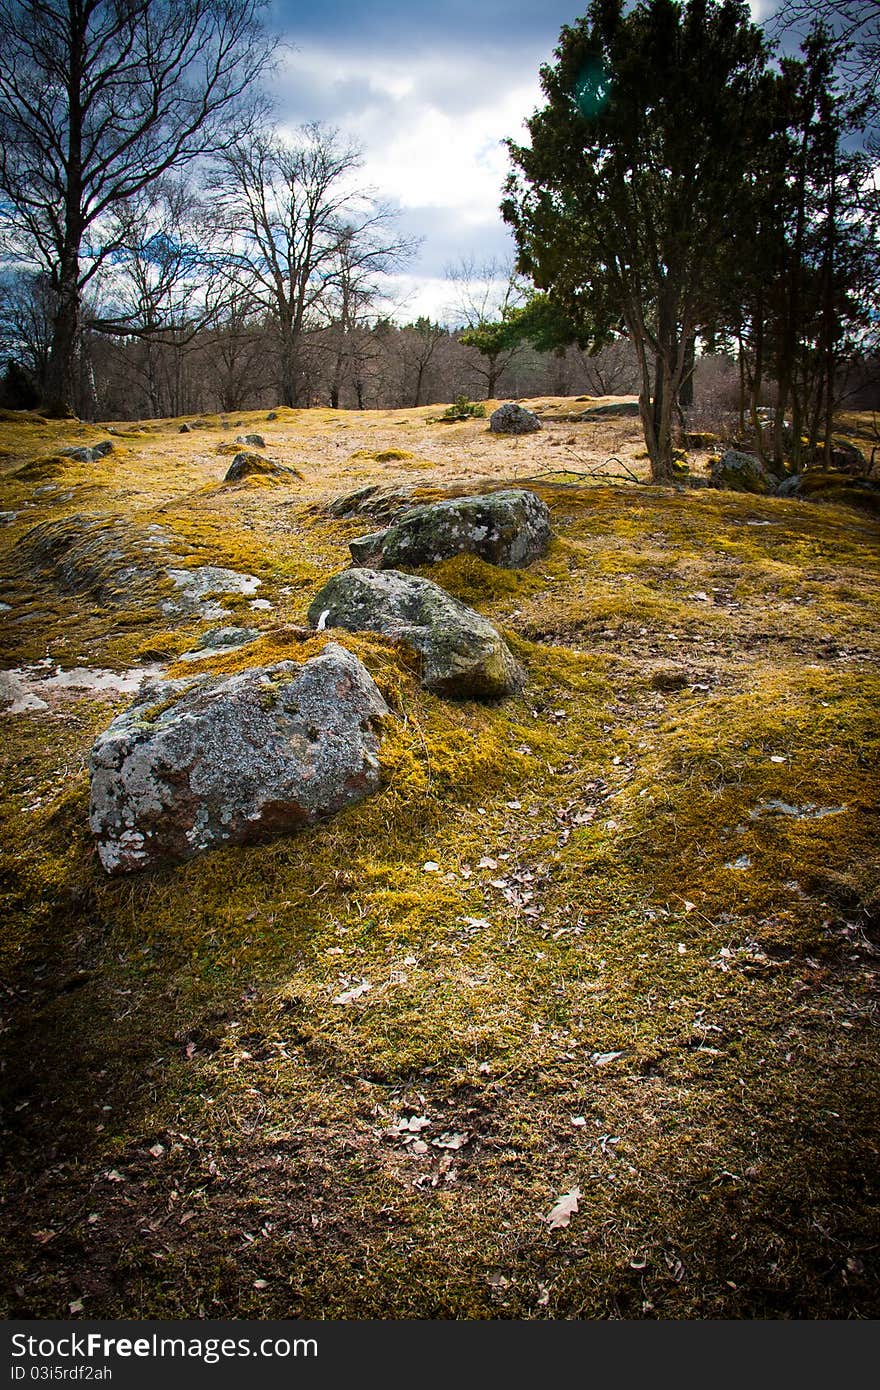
0,0,275,416
445,256,526,398
89,177,237,414
213,122,412,408
0,270,56,393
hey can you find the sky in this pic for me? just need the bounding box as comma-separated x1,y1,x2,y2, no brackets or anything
267,1,776,324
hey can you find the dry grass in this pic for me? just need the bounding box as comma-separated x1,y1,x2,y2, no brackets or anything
0,398,878,1319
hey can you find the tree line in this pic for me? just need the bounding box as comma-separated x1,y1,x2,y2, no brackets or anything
0,0,878,470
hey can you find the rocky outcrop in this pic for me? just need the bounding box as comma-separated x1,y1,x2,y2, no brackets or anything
12,514,263,618
308,568,523,700
89,643,388,874
327,483,424,523
709,450,777,495
578,400,640,420
489,402,542,434
347,490,551,571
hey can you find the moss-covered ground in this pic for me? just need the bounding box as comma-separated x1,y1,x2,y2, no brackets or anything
0,400,878,1318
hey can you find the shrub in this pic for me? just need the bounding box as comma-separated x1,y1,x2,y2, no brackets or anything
441,394,486,421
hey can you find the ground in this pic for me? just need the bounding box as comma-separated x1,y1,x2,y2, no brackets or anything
0,398,878,1319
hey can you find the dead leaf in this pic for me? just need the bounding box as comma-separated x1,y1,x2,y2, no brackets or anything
149,1143,165,1158
546,1187,581,1230
422,861,440,873
332,979,371,1006
477,856,498,870
432,1132,468,1150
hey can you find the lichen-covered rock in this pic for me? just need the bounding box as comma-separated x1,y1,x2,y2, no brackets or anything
89,643,388,874
308,568,523,700
178,626,261,662
348,490,551,571
348,530,388,566
489,402,542,434
59,440,113,463
223,451,299,483
235,433,266,449
709,450,777,495
327,483,423,522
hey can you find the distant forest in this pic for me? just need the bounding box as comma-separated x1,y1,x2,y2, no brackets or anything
0,0,878,432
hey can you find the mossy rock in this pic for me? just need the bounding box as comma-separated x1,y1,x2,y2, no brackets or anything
223,452,302,484
89,644,389,873
11,514,172,604
780,470,880,517
12,454,76,482
327,483,424,522
350,489,552,571
59,440,113,464
709,449,776,495
308,567,524,701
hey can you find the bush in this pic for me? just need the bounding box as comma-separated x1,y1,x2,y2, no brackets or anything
441,394,486,421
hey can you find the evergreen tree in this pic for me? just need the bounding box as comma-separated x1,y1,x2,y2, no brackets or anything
502,0,773,481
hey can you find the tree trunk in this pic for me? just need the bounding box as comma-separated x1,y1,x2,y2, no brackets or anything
43,260,80,417
486,357,498,399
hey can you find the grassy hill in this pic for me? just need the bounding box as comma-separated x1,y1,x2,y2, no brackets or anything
1,399,878,1318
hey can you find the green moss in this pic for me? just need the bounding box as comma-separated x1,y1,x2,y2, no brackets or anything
1,410,879,1320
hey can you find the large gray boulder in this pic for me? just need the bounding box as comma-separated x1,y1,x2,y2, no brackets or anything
308,568,523,701
348,489,551,570
89,643,388,874
489,402,542,434
709,449,777,495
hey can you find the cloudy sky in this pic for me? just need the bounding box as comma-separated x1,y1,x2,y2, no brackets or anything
267,1,775,323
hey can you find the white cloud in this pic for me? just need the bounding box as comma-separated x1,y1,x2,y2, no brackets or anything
276,43,540,239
